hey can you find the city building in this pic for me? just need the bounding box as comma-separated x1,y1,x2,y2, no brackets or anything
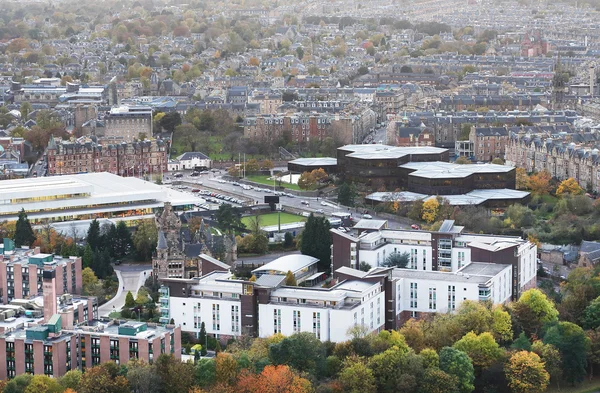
0,238,82,304
287,157,338,174
0,173,198,225
102,106,153,142
152,204,237,280
0,270,179,379
336,144,449,189
330,220,537,301
168,152,212,172
505,134,600,194
470,126,510,162
46,136,168,177
160,269,386,343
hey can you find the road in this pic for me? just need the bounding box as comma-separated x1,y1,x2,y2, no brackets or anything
169,170,409,230
98,264,152,317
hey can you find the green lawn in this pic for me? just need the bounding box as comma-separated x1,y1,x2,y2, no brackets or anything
242,212,306,227
171,134,266,161
245,175,303,191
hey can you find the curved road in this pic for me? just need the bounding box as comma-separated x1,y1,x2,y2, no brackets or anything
99,264,152,317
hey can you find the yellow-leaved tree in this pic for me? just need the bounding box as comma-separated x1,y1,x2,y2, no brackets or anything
556,178,584,196
504,351,549,393
421,198,439,223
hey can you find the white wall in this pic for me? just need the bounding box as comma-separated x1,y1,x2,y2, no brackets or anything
257,290,386,343
360,244,432,270
519,244,537,288
169,296,242,337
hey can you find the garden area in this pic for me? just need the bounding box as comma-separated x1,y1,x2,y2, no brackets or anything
241,212,306,227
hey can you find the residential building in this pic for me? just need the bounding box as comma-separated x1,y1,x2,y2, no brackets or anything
0,270,178,379
168,152,212,171
331,220,537,301
102,106,153,142
46,136,168,177
470,126,509,162
578,240,600,268
0,239,82,304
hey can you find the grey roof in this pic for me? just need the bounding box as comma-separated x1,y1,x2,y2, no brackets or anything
178,152,210,161
157,231,167,250
288,157,337,166
438,220,456,233
353,219,387,230
252,254,319,275
255,274,285,288
580,240,600,261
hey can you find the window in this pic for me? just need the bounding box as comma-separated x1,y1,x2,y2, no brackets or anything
274,309,281,334
212,304,220,331
448,285,456,311
428,287,437,310
313,312,321,339
422,249,427,270
231,305,239,334
377,297,381,325
293,310,301,333
410,283,418,308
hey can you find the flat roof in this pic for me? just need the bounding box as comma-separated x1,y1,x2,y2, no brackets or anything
288,157,337,166
368,188,529,206
458,262,510,277
0,173,199,218
340,144,447,160
365,191,428,202
252,254,319,275
353,219,387,230
402,161,514,179
391,266,496,284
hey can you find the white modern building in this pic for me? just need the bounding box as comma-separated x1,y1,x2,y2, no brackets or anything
332,220,537,301
0,172,200,225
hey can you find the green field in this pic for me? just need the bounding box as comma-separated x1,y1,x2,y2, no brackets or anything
242,212,306,227
171,134,266,161
245,175,303,191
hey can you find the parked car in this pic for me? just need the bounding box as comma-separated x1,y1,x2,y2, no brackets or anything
362,214,373,219
411,224,420,230
301,201,310,206
190,172,200,177
173,173,183,178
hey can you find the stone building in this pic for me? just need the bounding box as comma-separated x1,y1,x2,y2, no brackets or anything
46,136,168,177
152,204,237,280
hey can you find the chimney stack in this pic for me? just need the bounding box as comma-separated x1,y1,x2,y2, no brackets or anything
43,270,57,323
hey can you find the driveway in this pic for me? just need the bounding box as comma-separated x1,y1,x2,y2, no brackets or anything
98,264,152,317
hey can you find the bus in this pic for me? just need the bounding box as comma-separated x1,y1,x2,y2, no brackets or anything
331,211,352,219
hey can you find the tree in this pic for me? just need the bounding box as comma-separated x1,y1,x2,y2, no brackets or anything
421,198,439,223
338,357,376,393
418,368,459,393
132,220,158,261
544,321,590,385
528,171,552,195
531,341,562,388
439,347,475,393
215,204,244,233
284,270,297,286
298,171,316,190
337,182,357,206
516,168,529,190
82,267,98,295
14,209,36,247
453,332,503,370
300,214,332,271
114,221,132,259
269,332,326,376
296,47,304,59
511,332,532,351
384,251,409,268
215,352,239,385
24,375,62,393
154,354,195,393
491,157,505,165
556,178,584,196
176,124,200,151
587,329,600,379
582,296,600,329
20,102,32,119
359,261,372,272
59,370,82,392
513,289,559,337
492,306,513,342
82,244,93,269
125,291,135,308
408,200,424,221
195,358,216,387
240,365,313,393
78,364,130,393
4,374,33,393
199,322,208,356
159,112,182,133
455,156,471,165
86,219,101,251
504,351,549,393
126,360,161,393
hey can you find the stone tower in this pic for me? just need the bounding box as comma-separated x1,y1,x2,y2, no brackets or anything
152,202,186,279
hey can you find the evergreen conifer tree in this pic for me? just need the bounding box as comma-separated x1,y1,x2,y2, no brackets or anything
13,209,36,247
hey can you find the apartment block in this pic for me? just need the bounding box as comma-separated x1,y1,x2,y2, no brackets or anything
331,220,537,301
103,106,153,142
0,239,82,304
0,272,179,380
46,136,168,177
